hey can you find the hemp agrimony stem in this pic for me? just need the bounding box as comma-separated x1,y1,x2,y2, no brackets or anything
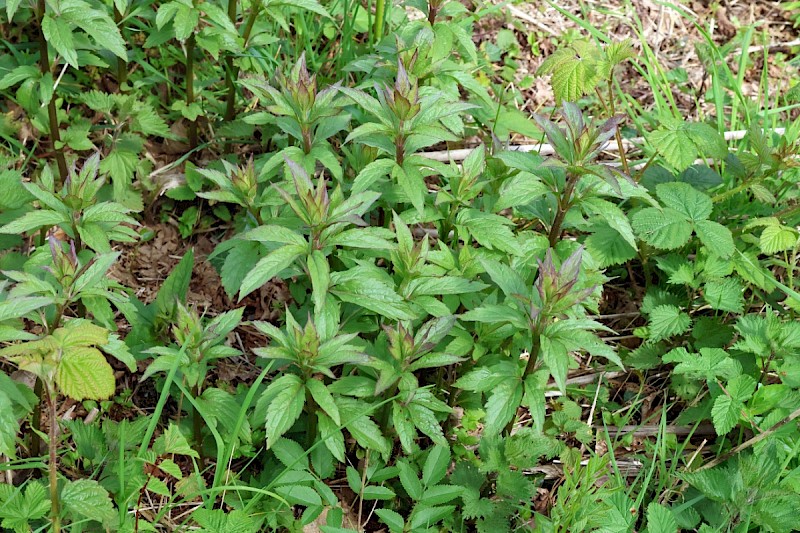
186,33,198,148
548,172,579,247
48,389,61,533
223,0,238,122
36,0,68,181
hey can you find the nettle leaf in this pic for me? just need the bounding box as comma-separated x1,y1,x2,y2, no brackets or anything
694,220,734,258
0,209,67,235
60,479,116,525
308,250,330,311
352,159,395,193
645,502,677,533
647,305,691,342
632,207,692,250
656,182,711,223
585,225,637,267
581,197,637,250
318,412,345,462
422,445,451,487
704,277,744,313
306,378,340,425
6,0,23,21
647,117,727,170
0,391,19,457
456,209,519,254
495,173,548,211
331,276,415,321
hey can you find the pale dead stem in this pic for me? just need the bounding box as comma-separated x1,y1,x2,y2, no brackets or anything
420,127,787,163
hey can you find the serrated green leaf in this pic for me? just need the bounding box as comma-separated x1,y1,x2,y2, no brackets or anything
153,423,199,457
317,412,345,462
308,250,330,312
0,390,19,457
456,209,519,254
331,277,415,321
484,380,522,435
352,159,395,193
239,244,304,300
271,437,309,470
306,378,340,425
711,394,740,435
0,210,67,234
645,502,677,533
704,277,744,313
495,173,548,210
582,197,637,250
695,219,734,258
42,14,78,68
362,485,395,500
537,43,600,103
759,224,798,254
60,479,115,525
632,207,692,250
265,374,305,448
6,0,23,21
648,305,691,342
56,347,115,401
585,225,637,267
375,508,404,532
422,445,450,487
274,485,321,507
656,182,711,223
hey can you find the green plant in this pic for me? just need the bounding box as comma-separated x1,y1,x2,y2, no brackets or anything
0,155,139,253
254,310,368,454
243,54,349,178
458,245,622,436
0,318,132,532
4,2,800,530
3,0,127,180
341,56,472,215
142,304,243,453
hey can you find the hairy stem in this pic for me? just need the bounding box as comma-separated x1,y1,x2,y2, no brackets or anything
374,0,386,43
395,130,404,167
186,33,197,148
114,6,127,88
226,0,263,122
223,0,238,122
36,0,68,181
192,384,204,462
48,390,61,533
504,330,542,435
548,172,579,248
305,389,318,449
30,378,43,458
607,80,629,175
